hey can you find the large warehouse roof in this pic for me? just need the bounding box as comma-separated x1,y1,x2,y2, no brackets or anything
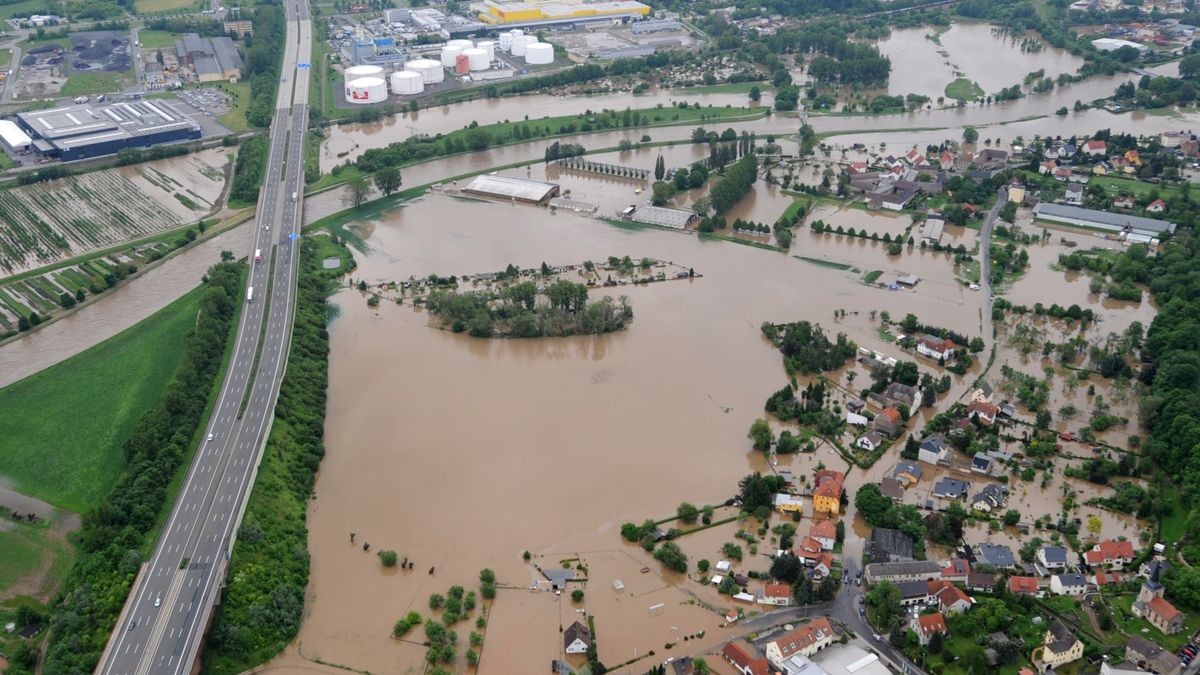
462,174,559,202
629,205,696,229
1033,202,1176,236
17,100,200,156
0,119,32,149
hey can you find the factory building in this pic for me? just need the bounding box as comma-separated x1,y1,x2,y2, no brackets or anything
0,119,32,152
16,101,202,162
175,33,244,82
348,38,409,67
1032,203,1176,240
472,0,650,28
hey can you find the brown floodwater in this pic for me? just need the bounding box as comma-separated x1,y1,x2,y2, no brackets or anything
273,190,992,673
876,23,1086,100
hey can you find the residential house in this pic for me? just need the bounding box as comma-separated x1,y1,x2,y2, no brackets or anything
941,558,971,583
856,431,884,452
1093,570,1123,587
1053,166,1074,181
795,536,823,563
932,581,975,614
893,461,922,486
808,520,836,551
1148,199,1167,214
1037,621,1084,671
875,407,902,437
880,477,905,501
918,435,950,466
765,617,836,670
760,583,792,607
1066,183,1085,206
1040,159,1059,175
1009,576,1041,596
976,542,1017,569
1084,539,1135,567
722,642,770,675
971,453,995,475
968,400,999,425
1037,546,1069,572
1126,634,1182,675
1085,139,1108,155
898,580,933,606
884,382,918,408
913,612,948,646
1093,162,1111,176
917,336,958,361
668,657,696,675
1115,195,1135,209
1051,573,1089,596
813,470,844,515
812,552,834,579
864,560,942,584
565,620,592,654
967,572,998,592
869,527,915,563
1008,181,1027,204
932,477,970,500
971,483,1008,513
774,493,805,515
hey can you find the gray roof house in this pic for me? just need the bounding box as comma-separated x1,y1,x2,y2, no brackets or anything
932,477,970,499
976,543,1017,569
1126,635,1181,675
1037,546,1068,571
869,527,915,563
884,382,918,408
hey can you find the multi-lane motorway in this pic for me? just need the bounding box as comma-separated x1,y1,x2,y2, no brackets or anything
96,0,312,672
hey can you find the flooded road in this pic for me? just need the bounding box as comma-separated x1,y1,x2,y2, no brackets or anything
0,220,252,388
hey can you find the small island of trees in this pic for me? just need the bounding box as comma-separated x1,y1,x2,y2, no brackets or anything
427,280,632,338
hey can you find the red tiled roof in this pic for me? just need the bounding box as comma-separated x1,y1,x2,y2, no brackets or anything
881,407,902,422
1085,539,1135,563
796,536,822,555
764,583,790,599
968,400,999,417
942,558,971,577
775,617,834,658
723,642,756,669
1009,576,1040,594
809,520,837,540
917,612,947,635
1149,596,1182,622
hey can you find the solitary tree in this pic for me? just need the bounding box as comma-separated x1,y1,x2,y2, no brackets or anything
344,175,371,209
748,418,774,451
374,166,402,196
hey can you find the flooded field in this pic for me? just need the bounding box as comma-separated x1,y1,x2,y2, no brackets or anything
876,23,1087,101
271,188,986,673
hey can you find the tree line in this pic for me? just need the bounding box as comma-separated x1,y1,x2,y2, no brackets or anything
43,261,244,673
426,281,632,339
203,238,335,673
243,4,287,129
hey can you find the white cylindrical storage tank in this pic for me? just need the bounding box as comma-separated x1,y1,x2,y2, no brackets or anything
447,38,473,50
405,58,444,84
511,35,536,56
345,76,387,104
440,45,463,67
477,40,496,63
345,64,384,79
463,47,488,71
525,42,552,64
498,32,514,51
390,70,424,95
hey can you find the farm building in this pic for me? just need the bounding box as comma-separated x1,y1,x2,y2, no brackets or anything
462,174,561,204
16,101,202,162
1032,203,1176,239
623,204,698,229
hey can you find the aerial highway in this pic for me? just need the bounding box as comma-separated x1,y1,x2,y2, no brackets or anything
95,0,312,672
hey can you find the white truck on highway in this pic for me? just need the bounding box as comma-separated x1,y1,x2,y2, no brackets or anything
254,248,262,263
246,286,254,303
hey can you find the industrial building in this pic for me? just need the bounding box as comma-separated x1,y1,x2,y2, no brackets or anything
175,33,244,82
347,37,409,67
0,119,32,152
1032,202,1176,239
462,174,560,203
471,0,650,28
16,100,202,162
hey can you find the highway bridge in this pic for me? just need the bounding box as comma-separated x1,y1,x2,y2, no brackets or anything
95,0,312,671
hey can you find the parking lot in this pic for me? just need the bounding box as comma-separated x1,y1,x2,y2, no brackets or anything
176,87,232,116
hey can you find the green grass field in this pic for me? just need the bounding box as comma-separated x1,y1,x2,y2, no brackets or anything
676,82,771,95
945,77,984,101
0,0,52,19
60,70,131,98
212,80,251,132
0,48,11,70
136,29,180,50
0,286,205,513
0,525,43,591
1089,175,1185,200
135,0,198,12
